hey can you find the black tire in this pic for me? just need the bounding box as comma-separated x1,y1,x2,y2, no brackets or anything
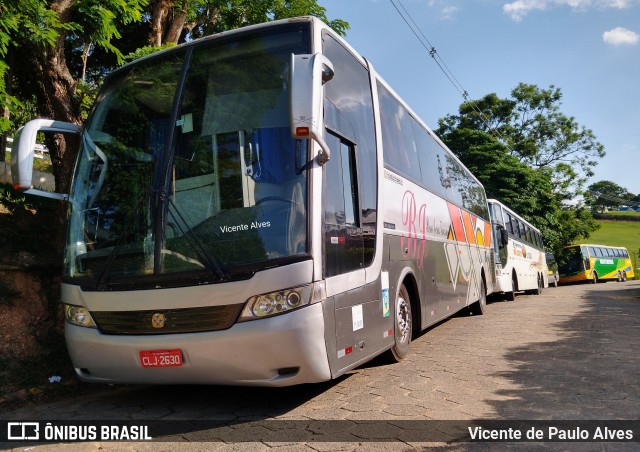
505,273,517,301
386,284,413,362
592,272,599,284
552,273,559,287
469,277,487,315
622,271,628,282
535,274,543,295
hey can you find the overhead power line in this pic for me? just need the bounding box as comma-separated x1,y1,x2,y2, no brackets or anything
388,0,468,101
388,0,512,147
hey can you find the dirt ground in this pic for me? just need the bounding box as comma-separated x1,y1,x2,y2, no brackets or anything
0,184,72,397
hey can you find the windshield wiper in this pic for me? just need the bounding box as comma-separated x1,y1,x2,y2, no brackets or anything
94,190,152,291
166,198,229,281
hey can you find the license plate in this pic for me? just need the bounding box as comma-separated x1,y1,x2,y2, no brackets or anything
139,349,183,368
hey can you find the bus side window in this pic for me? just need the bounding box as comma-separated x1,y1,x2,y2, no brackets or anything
515,220,523,239
505,213,514,235
413,120,447,199
378,83,421,182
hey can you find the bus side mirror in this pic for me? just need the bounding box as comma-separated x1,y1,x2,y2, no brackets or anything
499,227,509,246
289,53,334,165
12,118,80,201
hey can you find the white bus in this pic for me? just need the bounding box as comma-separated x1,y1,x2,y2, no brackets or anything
12,16,494,386
488,199,546,300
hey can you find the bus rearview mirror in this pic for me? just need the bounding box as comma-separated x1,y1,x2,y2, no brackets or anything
289,53,334,165
11,118,80,200
499,227,509,246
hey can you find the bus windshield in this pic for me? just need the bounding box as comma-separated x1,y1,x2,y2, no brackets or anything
65,24,311,289
559,246,585,276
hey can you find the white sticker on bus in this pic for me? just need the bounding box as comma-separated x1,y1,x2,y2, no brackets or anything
352,304,364,331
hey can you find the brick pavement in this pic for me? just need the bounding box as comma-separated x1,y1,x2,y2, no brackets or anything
1,280,639,450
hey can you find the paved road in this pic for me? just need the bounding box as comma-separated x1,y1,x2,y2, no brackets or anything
1,281,639,450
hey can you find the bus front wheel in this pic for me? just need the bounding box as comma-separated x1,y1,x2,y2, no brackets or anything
387,284,412,362
592,272,599,284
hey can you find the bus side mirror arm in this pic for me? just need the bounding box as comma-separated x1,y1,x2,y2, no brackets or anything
12,118,81,201
289,53,334,165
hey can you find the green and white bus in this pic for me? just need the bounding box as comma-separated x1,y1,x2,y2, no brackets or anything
12,16,493,386
559,244,634,284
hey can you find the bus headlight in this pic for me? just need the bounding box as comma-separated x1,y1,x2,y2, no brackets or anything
238,282,324,322
64,304,97,328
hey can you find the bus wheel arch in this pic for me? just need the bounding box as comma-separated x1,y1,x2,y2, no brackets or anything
386,273,420,362
469,270,487,315
505,271,518,301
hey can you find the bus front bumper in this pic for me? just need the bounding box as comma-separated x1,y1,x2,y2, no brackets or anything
65,302,331,387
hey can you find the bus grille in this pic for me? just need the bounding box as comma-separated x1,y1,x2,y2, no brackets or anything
91,304,244,335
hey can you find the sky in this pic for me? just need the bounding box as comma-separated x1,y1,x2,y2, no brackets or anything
320,0,640,195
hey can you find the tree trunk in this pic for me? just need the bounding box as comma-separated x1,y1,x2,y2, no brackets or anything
18,1,82,258
25,0,82,194
149,0,174,46
1,48,14,163
164,8,187,43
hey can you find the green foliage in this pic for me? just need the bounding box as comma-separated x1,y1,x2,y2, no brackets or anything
589,220,640,271
437,83,602,255
585,180,635,213
0,182,40,212
593,211,640,222
439,83,605,200
75,81,100,119
122,42,178,63
180,0,349,40
72,0,148,65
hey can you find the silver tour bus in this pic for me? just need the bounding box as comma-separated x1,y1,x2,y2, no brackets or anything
12,16,493,386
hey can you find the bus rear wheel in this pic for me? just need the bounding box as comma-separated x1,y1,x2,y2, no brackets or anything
386,284,412,362
535,274,543,295
469,277,487,315
526,274,543,295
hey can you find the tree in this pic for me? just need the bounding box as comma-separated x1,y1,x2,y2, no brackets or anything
437,85,600,254
0,0,147,191
147,0,349,47
0,0,348,191
585,180,632,213
438,83,605,200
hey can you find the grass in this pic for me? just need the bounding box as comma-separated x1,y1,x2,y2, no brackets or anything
589,219,640,274
4,151,53,174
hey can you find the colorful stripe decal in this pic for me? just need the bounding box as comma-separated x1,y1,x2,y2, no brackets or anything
462,211,476,245
447,203,466,243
